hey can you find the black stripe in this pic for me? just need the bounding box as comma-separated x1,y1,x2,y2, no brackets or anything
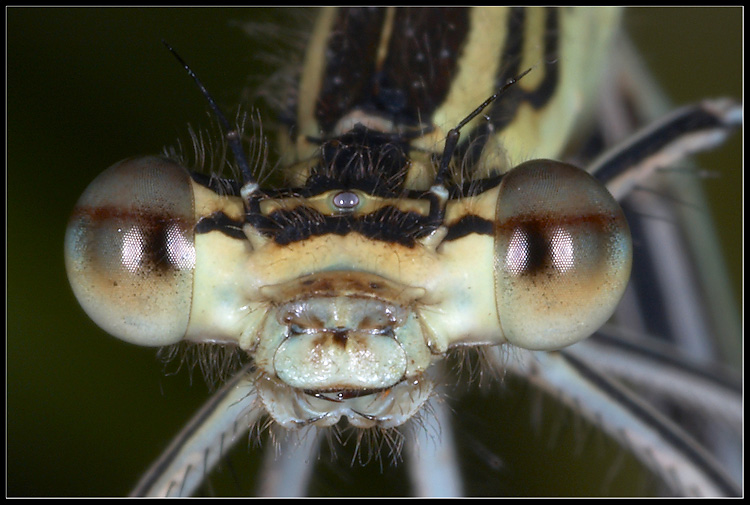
561,351,741,496
315,7,387,133
315,8,471,133
590,331,742,394
379,8,470,126
594,105,731,186
459,6,524,162
497,7,526,86
620,202,673,338
195,212,246,239
490,7,560,122
248,205,495,247
444,214,494,241
525,6,559,108
263,206,427,247
456,8,561,175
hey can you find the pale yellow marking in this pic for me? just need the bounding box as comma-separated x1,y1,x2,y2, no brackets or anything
295,7,338,163
375,7,396,70
187,230,258,344
191,181,245,222
443,185,500,226
418,7,509,155
483,8,623,168
259,190,430,217
518,7,546,93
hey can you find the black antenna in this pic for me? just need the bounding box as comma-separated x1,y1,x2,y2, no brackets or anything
428,67,532,223
162,40,260,203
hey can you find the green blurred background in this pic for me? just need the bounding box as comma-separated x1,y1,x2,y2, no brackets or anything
7,7,741,496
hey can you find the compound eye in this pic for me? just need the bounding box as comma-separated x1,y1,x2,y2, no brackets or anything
494,160,632,350
64,157,197,346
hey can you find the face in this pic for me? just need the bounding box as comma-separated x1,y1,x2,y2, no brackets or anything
8,7,740,496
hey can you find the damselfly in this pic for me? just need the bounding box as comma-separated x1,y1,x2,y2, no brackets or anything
63,7,741,496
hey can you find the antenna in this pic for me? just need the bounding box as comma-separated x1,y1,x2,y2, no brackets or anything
428,67,532,223
162,40,260,206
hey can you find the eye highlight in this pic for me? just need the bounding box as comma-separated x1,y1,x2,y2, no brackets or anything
493,159,632,351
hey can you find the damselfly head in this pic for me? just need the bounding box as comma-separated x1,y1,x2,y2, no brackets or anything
65,30,631,434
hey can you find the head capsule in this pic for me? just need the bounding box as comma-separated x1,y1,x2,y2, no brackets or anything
64,156,197,346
